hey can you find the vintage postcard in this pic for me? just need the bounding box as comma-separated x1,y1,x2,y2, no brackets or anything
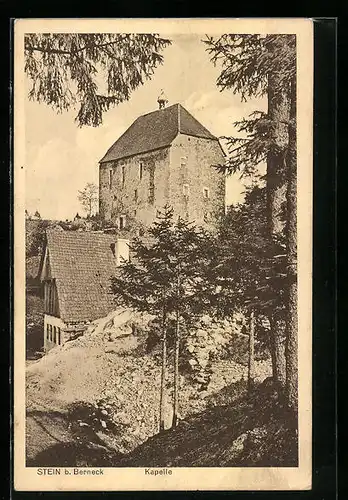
14,18,313,491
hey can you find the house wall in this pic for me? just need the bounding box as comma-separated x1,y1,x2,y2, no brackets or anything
99,147,170,229
43,314,67,351
43,279,59,317
44,314,89,352
169,134,226,229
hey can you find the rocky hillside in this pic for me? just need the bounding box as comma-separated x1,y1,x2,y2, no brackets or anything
26,308,274,466
117,378,298,467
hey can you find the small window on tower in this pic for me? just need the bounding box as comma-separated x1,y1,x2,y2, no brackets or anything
139,162,143,180
183,184,190,197
121,166,126,186
134,189,138,202
180,156,187,167
203,187,210,199
119,215,126,230
109,168,113,189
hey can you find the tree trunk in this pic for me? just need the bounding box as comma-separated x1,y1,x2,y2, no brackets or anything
269,315,286,389
248,309,255,395
172,307,180,428
267,71,290,238
159,306,167,432
285,75,298,411
266,62,290,397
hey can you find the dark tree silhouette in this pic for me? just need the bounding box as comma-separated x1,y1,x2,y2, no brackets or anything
25,33,171,126
205,34,297,409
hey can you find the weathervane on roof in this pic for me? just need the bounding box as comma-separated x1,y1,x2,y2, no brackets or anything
157,89,168,109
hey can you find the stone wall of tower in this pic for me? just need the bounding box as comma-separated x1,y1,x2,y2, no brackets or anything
99,134,225,232
99,147,171,230
169,134,226,229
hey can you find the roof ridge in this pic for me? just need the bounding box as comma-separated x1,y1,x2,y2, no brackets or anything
46,229,115,239
140,102,178,118
99,102,217,163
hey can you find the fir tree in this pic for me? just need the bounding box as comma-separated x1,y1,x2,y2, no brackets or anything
285,75,298,409
166,217,215,427
25,33,171,126
215,185,287,390
110,206,215,430
110,205,175,431
205,34,297,409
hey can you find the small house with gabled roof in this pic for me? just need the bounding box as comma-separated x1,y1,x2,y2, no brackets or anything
38,229,129,351
99,102,226,232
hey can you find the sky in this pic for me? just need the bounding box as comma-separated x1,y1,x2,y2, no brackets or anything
25,33,266,221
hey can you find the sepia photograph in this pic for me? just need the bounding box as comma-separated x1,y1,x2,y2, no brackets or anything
14,18,313,491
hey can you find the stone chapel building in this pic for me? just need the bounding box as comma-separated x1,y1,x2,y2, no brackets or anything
98,102,226,232
37,101,227,352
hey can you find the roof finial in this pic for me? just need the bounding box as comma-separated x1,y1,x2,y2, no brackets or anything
157,89,168,109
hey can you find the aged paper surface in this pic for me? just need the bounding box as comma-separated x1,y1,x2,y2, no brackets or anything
14,18,313,491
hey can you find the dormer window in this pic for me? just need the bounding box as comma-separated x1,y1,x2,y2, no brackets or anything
203,187,210,199
139,162,143,180
183,184,190,197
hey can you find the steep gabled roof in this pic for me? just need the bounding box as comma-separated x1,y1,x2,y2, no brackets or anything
42,230,117,323
99,103,217,163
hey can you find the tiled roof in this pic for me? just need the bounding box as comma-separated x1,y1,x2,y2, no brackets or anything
45,230,118,323
99,103,217,163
